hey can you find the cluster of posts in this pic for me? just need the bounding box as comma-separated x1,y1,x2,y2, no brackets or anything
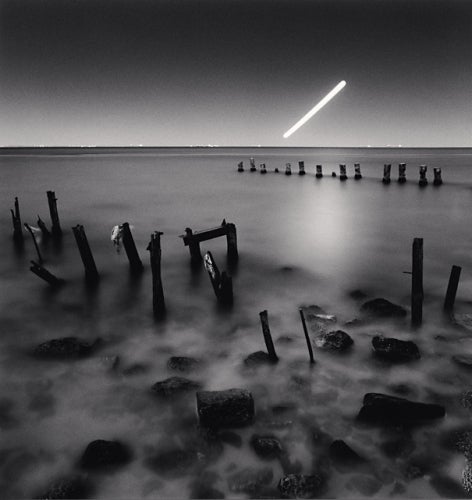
237,159,443,186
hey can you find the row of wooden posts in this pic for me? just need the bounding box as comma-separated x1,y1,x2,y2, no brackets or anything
237,159,443,186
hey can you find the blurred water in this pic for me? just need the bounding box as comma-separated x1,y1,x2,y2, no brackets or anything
1,147,472,498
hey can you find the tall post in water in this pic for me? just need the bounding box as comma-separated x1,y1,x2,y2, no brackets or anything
72,224,99,283
433,167,443,186
382,164,391,184
298,161,306,175
339,164,347,180
250,158,257,172
419,166,428,187
354,163,362,180
398,163,407,183
148,231,166,317
260,163,267,174
444,265,461,313
225,221,239,263
121,222,143,272
11,197,23,244
316,165,323,178
285,163,292,176
259,310,278,362
411,238,423,326
185,228,203,266
47,191,62,238
237,161,244,172
299,308,315,364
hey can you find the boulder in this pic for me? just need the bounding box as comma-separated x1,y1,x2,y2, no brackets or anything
80,439,131,470
329,440,366,469
38,475,91,499
34,337,100,358
151,377,201,398
372,336,420,362
167,356,201,373
357,393,445,424
278,474,325,499
227,467,274,495
360,298,407,318
197,389,254,428
250,435,283,459
243,351,273,367
315,330,353,351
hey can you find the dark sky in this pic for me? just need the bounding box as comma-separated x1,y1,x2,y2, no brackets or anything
0,0,471,146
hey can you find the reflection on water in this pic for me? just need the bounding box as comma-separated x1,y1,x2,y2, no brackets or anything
0,148,472,498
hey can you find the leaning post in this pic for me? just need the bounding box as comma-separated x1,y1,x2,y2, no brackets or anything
47,191,62,238
411,237,423,326
259,310,278,362
299,308,315,364
72,224,99,283
11,197,23,243
121,222,143,272
24,223,43,263
148,231,166,317
444,265,461,313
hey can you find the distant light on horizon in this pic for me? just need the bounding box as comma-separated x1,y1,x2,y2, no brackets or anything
283,80,347,139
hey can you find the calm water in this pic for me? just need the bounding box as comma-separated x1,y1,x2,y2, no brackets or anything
1,147,472,498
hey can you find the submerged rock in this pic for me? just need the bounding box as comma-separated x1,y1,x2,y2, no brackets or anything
360,298,407,318
315,330,353,351
278,473,325,499
80,439,131,470
244,351,273,367
357,393,445,425
372,335,420,362
227,467,274,495
151,377,201,398
250,435,284,459
167,356,201,373
34,337,100,359
197,389,254,428
38,475,91,499
329,440,366,469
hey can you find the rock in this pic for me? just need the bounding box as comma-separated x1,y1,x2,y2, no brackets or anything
315,330,353,351
34,337,100,359
463,460,472,494
167,356,201,373
461,391,472,409
357,393,445,424
430,474,468,498
244,351,273,367
347,474,382,496
372,336,420,362
146,449,198,477
80,440,131,470
329,440,366,469
218,431,242,448
151,377,201,398
38,475,91,499
251,435,283,459
278,474,325,499
360,298,407,318
197,389,254,428
227,467,274,495
453,355,472,369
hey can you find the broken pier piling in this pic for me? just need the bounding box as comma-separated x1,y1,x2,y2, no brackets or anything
299,308,315,363
30,260,63,287
11,197,23,243
121,222,143,272
72,224,99,283
204,251,233,304
398,163,407,183
382,164,391,184
47,191,62,237
444,265,461,313
24,223,43,263
148,231,166,317
411,237,423,326
259,310,278,362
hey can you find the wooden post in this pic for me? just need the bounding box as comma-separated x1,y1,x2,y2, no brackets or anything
72,225,99,283
298,161,306,175
250,158,257,172
185,227,202,266
24,223,43,263
419,166,428,187
398,163,407,183
30,260,63,287
433,167,443,186
237,161,244,172
339,164,347,180
121,222,143,272
316,165,323,178
259,310,278,362
354,163,362,180
444,265,461,312
260,163,267,174
47,191,62,237
11,197,23,243
382,164,391,184
274,167,279,173
285,163,292,176
299,308,315,363
411,237,423,326
37,215,51,239
331,171,337,177
203,251,233,304
148,231,166,317
225,222,239,263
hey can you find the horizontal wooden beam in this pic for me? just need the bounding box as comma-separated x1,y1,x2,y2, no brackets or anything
181,224,230,246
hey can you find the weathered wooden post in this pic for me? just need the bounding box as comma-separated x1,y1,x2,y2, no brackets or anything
37,216,51,239
224,221,239,263
204,251,233,304
24,223,43,263
382,164,391,184
411,238,423,326
398,163,407,183
298,161,306,175
30,260,63,287
148,231,166,317
433,167,443,186
339,164,347,180
316,165,323,178
185,227,203,266
444,265,461,312
121,222,143,272
299,308,315,364
331,171,336,177
237,161,244,172
419,166,428,187
47,191,62,238
259,310,278,362
250,158,257,172
11,197,23,243
285,163,292,176
354,163,362,180
260,163,267,174
274,167,279,173
72,224,99,283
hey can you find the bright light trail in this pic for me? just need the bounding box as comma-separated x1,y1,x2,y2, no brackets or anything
283,80,346,138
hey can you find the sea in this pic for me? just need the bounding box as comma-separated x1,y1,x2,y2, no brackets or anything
1,147,472,498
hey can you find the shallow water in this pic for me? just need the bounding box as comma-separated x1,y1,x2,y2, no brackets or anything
1,147,472,498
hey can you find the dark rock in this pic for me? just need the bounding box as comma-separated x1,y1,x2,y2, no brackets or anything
197,388,254,428
453,355,472,369
430,474,468,498
146,449,198,477
38,475,91,499
315,330,353,351
251,435,283,459
329,440,366,469
278,474,325,499
227,467,274,495
34,337,100,359
372,335,420,362
463,460,472,495
360,298,407,318
219,431,242,448
167,356,201,373
151,377,201,398
348,474,382,496
244,351,273,367
80,440,131,470
357,393,445,425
